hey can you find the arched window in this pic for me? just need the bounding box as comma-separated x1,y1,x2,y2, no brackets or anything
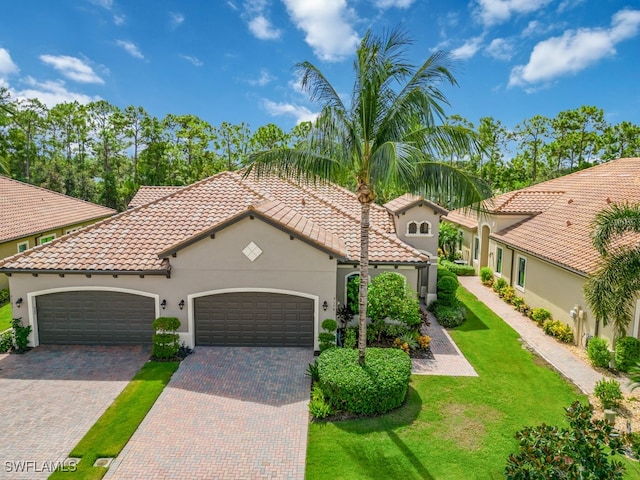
407,220,432,236
407,221,418,235
419,221,431,235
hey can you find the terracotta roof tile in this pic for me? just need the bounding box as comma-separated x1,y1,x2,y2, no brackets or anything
384,193,448,215
0,175,115,243
0,170,427,273
127,186,183,208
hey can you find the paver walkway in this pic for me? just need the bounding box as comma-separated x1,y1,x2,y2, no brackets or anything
105,347,314,480
0,346,150,480
458,276,633,394
412,311,478,377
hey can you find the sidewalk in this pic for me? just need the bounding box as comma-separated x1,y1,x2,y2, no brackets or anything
458,275,632,394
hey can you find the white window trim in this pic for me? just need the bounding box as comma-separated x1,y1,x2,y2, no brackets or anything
39,234,56,245
473,236,480,261
495,247,503,277
17,240,29,253
515,254,527,292
406,220,434,237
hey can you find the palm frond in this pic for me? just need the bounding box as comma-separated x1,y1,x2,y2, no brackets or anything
591,203,640,255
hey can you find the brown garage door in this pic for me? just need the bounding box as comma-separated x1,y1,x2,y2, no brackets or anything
194,292,314,347
36,291,155,345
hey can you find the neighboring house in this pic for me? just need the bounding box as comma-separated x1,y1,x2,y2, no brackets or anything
444,157,640,346
0,171,445,350
0,175,116,289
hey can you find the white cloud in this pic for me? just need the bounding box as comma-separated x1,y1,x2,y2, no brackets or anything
485,38,514,60
170,12,185,28
88,0,113,9
374,0,414,8
288,71,305,94
263,99,318,123
509,9,640,87
113,14,126,25
180,55,203,67
11,76,100,107
282,0,359,62
227,1,238,10
558,0,585,14
451,36,483,60
248,68,275,86
39,55,104,84
116,40,145,59
248,15,282,39
0,48,19,76
475,0,553,27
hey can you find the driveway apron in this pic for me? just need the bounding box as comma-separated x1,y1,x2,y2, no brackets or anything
0,346,150,480
105,347,314,480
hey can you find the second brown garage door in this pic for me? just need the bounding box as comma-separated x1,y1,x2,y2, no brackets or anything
194,292,314,347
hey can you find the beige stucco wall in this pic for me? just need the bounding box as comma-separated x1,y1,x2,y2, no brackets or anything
0,218,111,289
7,216,338,350
392,204,441,256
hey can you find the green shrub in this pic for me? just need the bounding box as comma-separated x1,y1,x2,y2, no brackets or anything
542,319,573,343
0,288,9,306
306,361,320,382
594,378,623,410
11,318,31,353
343,327,357,349
439,258,475,276
319,318,338,352
500,286,516,304
493,277,508,293
317,347,412,416
510,296,525,310
479,267,493,284
382,324,409,338
400,332,418,350
614,336,640,372
346,275,360,314
429,300,466,328
309,384,333,419
322,318,337,332
0,330,11,353
437,275,459,307
437,265,458,281
588,337,611,368
368,272,421,330
151,316,180,360
532,307,552,324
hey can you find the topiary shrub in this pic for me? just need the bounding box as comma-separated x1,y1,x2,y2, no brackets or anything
614,336,640,372
532,307,552,325
594,378,623,410
587,336,611,369
437,275,459,307
319,319,338,352
152,316,181,360
429,301,466,328
317,347,412,416
479,267,493,285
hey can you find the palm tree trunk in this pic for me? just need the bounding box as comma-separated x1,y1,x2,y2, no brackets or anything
358,201,371,365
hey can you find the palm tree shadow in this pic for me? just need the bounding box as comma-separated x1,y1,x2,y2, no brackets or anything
454,307,489,332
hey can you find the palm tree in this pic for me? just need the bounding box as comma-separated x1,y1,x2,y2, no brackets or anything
248,28,486,364
584,203,640,338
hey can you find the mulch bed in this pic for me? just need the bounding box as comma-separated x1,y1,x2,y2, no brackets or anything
367,338,434,359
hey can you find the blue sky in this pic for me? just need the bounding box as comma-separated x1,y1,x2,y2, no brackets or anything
1,0,639,133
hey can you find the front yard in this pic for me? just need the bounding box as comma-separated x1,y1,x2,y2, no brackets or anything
306,287,640,479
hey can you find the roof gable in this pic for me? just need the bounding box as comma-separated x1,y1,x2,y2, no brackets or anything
384,193,448,216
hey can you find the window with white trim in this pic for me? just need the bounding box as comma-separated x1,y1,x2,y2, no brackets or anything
17,241,29,253
496,247,503,274
516,255,527,290
406,220,432,236
407,221,418,235
40,234,56,245
473,236,480,261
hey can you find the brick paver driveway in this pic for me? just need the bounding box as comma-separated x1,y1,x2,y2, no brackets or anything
0,346,150,480
105,347,314,480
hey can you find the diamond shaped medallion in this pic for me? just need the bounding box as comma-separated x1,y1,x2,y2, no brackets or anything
242,241,263,262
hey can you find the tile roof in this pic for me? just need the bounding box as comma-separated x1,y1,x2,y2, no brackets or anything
0,171,428,274
0,175,116,243
447,157,640,275
127,186,183,208
383,193,449,215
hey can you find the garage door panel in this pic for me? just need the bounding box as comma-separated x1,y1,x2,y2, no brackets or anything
37,291,155,345
195,292,313,347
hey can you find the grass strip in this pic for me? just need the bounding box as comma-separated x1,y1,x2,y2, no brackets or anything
0,303,12,332
50,361,179,479
306,286,593,479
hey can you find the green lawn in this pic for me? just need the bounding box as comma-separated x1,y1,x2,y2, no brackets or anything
306,287,640,479
0,303,12,331
50,361,179,479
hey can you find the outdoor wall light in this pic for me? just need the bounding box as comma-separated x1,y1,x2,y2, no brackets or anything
16,297,23,308
322,300,328,311
179,299,185,310
161,299,167,309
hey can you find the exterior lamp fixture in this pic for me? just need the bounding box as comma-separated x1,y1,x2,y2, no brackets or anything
179,299,185,310
161,299,167,310
16,297,23,308
322,301,328,311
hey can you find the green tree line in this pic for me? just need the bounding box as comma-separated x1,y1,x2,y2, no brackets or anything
1,86,639,210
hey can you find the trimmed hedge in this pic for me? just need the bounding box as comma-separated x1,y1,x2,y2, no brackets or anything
615,336,640,372
436,275,459,306
317,347,411,415
430,301,466,328
152,316,181,359
439,258,475,276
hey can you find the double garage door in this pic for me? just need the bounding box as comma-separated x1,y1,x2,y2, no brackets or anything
35,290,313,347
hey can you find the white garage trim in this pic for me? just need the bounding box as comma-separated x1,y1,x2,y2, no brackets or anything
27,286,160,346
187,288,319,350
